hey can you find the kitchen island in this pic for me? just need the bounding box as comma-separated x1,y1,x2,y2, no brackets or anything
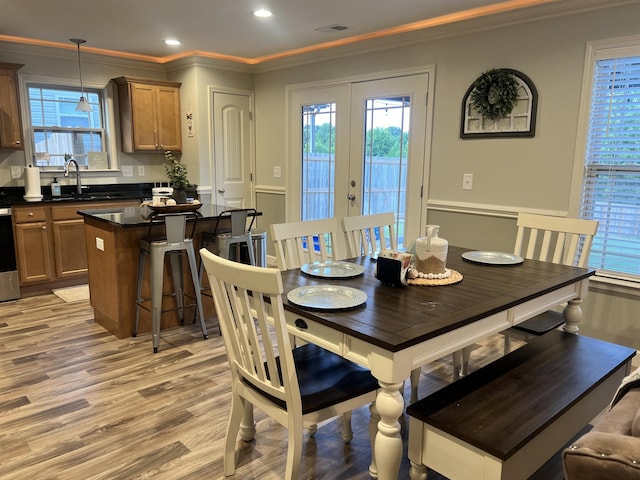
79,204,260,339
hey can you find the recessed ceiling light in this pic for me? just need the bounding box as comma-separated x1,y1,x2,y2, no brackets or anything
164,39,181,46
253,9,272,18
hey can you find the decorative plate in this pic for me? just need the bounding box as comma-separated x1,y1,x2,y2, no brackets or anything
461,251,524,265
148,203,202,213
287,285,367,310
300,260,365,278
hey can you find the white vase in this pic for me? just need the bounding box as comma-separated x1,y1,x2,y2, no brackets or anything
414,225,448,274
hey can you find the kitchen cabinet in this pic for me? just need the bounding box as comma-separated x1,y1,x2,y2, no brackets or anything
13,206,52,284
12,200,139,295
113,76,182,153
0,63,24,150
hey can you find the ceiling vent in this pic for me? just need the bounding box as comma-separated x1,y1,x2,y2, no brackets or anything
315,24,350,34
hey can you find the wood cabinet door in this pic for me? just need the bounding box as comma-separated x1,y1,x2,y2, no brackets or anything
155,85,182,151
52,219,88,278
15,222,53,284
130,83,159,151
0,64,24,149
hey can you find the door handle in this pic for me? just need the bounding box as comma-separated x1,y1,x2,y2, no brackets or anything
218,188,226,193
347,194,356,201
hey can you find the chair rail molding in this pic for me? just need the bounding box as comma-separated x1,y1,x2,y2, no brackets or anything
426,198,567,219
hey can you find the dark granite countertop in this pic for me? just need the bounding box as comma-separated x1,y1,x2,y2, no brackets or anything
0,183,153,207
78,204,261,228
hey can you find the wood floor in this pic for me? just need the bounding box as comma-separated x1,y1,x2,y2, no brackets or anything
0,293,575,479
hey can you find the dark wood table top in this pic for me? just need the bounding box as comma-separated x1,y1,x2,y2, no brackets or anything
280,246,595,353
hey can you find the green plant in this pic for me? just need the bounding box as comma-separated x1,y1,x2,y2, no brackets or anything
164,150,189,189
470,69,519,120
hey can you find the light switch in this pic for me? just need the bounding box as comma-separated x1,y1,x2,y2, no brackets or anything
10,166,22,179
463,173,473,190
273,166,282,178
122,166,134,177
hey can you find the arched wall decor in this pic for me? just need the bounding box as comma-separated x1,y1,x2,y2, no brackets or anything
460,68,538,139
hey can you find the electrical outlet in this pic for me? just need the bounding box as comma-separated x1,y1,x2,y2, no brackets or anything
10,166,22,179
95,237,105,251
138,166,145,176
122,166,134,177
273,166,282,178
463,173,473,190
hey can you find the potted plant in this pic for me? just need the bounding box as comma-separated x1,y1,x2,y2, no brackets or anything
164,150,194,203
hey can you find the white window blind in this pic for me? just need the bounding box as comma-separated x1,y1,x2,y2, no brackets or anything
580,55,640,279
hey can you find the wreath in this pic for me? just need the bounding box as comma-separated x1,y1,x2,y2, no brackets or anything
470,69,519,120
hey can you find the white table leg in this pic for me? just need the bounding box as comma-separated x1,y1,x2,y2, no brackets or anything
368,401,380,478
373,380,404,480
563,297,583,334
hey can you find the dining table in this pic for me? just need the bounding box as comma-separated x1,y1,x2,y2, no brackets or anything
275,245,595,480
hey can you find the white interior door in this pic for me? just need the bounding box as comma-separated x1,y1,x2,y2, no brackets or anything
212,91,253,208
288,73,428,248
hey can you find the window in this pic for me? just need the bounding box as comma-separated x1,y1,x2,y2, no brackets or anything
27,84,105,168
580,51,640,280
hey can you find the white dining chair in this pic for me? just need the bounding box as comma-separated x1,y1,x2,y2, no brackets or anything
342,212,397,257
270,217,347,270
200,248,379,479
502,212,599,351
454,212,599,376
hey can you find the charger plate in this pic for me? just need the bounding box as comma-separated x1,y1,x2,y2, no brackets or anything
287,285,367,310
407,269,463,286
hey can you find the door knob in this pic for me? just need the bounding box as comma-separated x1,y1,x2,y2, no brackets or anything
218,188,226,193
347,194,356,200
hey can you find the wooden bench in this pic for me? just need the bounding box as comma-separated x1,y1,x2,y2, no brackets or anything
406,331,636,480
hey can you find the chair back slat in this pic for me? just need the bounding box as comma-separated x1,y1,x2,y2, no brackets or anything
342,212,397,257
270,218,345,270
514,213,599,267
200,249,299,405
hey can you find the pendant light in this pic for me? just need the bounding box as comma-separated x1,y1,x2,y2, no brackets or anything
70,38,92,112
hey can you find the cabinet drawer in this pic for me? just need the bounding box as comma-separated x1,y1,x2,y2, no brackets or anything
13,206,47,223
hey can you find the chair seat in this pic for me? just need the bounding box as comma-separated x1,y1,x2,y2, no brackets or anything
246,343,379,415
511,310,564,335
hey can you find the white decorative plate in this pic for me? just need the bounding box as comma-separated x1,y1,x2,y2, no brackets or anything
287,285,367,310
461,251,524,265
300,261,365,278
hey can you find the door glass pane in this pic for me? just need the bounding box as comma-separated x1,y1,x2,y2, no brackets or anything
301,103,336,221
362,96,410,248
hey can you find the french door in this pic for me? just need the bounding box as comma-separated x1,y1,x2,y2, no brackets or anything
288,73,429,247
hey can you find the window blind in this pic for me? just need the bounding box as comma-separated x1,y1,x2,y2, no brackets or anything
580,56,640,279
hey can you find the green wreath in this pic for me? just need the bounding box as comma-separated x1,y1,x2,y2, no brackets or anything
470,69,519,120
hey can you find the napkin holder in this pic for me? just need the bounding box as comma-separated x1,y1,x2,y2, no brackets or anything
375,250,413,287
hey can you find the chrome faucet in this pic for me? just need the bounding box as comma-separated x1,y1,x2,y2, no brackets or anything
64,159,82,195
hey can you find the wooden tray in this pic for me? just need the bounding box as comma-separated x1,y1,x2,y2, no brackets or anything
148,203,202,213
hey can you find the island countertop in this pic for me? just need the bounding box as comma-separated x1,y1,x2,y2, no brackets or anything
81,203,262,339
77,203,260,227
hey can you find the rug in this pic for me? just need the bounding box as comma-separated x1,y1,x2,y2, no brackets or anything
52,284,90,303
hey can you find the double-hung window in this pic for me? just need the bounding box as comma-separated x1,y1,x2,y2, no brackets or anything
27,84,105,168
579,43,640,280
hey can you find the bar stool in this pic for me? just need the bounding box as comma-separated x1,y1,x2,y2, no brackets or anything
134,211,208,353
198,208,257,282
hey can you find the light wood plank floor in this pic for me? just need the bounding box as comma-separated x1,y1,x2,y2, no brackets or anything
0,293,572,479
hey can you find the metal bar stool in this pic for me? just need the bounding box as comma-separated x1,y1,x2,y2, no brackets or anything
198,208,258,283
134,211,208,353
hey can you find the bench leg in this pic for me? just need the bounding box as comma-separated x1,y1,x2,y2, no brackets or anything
409,461,428,480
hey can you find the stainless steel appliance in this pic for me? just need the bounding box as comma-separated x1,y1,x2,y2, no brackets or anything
0,207,20,301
